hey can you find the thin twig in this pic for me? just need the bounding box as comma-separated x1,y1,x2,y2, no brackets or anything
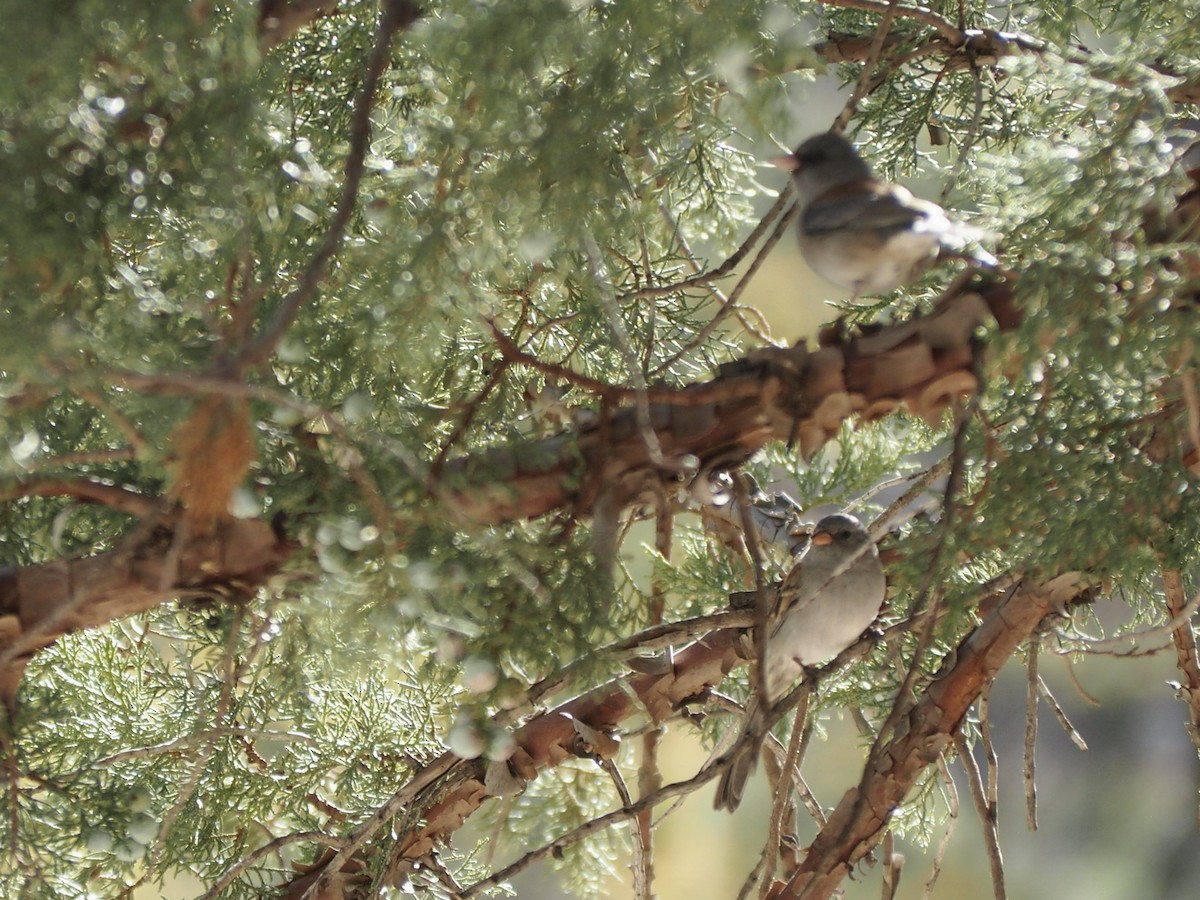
816,0,966,43
198,832,350,900
75,387,149,455
1059,653,1102,707
232,0,419,370
460,764,727,898
651,201,797,377
846,396,975,849
1162,567,1200,827
1023,639,1038,831
733,473,774,714
923,754,959,898
0,478,157,519
833,0,901,134
511,609,755,723
760,688,811,899
955,724,1006,900
484,317,765,406
868,454,952,536
148,605,246,875
623,185,795,301
20,448,137,471
1054,589,1200,652
1036,676,1088,751
880,830,903,900
656,199,777,347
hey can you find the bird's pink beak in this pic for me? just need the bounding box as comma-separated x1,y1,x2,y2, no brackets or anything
771,153,800,173
811,530,833,546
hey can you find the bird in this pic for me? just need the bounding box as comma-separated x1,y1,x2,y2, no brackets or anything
774,132,997,299
713,512,886,812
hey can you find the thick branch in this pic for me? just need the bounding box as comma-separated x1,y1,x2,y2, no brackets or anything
443,282,1018,524
813,28,1200,105
279,629,744,898
775,573,1091,899
0,516,294,704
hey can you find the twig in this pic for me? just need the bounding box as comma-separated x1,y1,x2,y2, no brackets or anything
1054,589,1200,652
622,185,795,301
833,0,901,135
632,508,674,900
430,362,509,476
1023,639,1038,831
1179,342,1200,456
460,764,726,897
954,724,1006,900
1162,567,1200,827
816,0,966,43
585,235,666,469
512,609,755,723
232,0,420,371
198,832,350,900
760,688,811,899
632,728,659,900
148,605,246,875
20,448,137,471
600,751,652,900
1035,676,1087,751
87,727,314,770
75,387,149,455
0,478,157,519
923,754,959,898
846,396,975,849
1059,653,1101,707
652,201,797,377
657,199,777,348
880,830,903,900
733,473,773,714
484,318,766,407
869,454,952,536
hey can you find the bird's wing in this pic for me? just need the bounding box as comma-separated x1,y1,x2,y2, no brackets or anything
802,180,930,235
769,557,824,631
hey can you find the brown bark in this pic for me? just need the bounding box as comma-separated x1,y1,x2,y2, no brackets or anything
280,572,1092,900
775,573,1090,899
0,281,1013,708
280,629,746,898
442,281,1018,524
0,515,294,704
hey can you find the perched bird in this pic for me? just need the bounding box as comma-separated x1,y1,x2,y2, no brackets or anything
775,132,997,299
713,512,886,812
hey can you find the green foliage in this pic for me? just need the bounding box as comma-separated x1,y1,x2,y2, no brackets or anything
4,0,1200,896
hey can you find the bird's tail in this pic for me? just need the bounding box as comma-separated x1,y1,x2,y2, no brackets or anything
938,221,1000,268
713,742,758,812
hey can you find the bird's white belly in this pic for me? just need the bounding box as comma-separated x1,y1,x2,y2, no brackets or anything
802,226,942,296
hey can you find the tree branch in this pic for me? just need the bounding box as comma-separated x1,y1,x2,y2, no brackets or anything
233,0,422,371
444,281,1019,524
0,478,157,519
0,516,293,704
774,573,1091,899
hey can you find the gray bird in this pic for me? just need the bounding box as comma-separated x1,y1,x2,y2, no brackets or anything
774,132,997,299
713,512,886,812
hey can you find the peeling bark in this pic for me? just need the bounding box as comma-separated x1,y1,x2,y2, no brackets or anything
442,281,1018,525
0,515,294,704
279,573,1093,900
775,573,1091,899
